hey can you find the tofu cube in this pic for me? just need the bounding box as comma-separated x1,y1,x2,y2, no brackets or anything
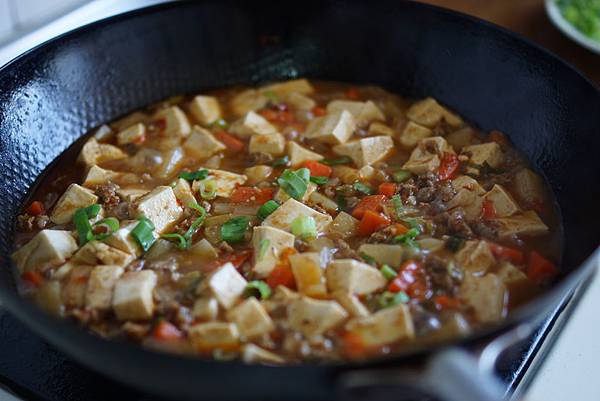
241,344,284,364
274,182,317,203
287,297,348,337
230,111,277,138
153,106,191,138
156,146,184,178
451,175,486,195
133,186,183,233
85,265,124,310
112,270,157,320
263,285,300,314
406,97,463,128
50,183,98,224
456,240,495,274
304,110,356,144
345,304,415,346
71,240,135,267
172,178,197,207
482,184,519,217
326,100,385,127
402,136,454,175
289,252,327,297
511,168,545,205
447,188,484,221
192,169,247,198
326,259,387,295
249,132,286,156
117,188,148,203
461,142,503,174
332,291,370,317
368,122,396,137
189,322,239,351
230,89,268,117
357,244,404,268
333,135,394,167
494,210,549,238
189,95,222,125
446,127,476,151
205,262,248,309
78,137,127,167
251,226,295,278
399,121,432,148
495,261,531,306
327,211,359,239
287,141,323,167
111,111,148,131
282,92,315,111
11,230,78,273
104,221,151,257
192,297,219,321
116,123,146,145
82,165,119,187
261,79,314,96
459,273,507,323
226,297,274,339
262,199,332,234
244,165,274,185
63,264,93,308
182,126,226,160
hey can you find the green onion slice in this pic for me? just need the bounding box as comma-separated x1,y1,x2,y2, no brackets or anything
359,252,377,265
73,208,94,246
295,168,310,183
161,233,188,250
353,182,373,195
84,204,102,219
210,118,229,129
310,176,328,185
178,169,208,181
257,200,279,220
197,179,217,200
220,216,250,243
271,156,290,167
183,203,207,243
277,169,308,200
380,264,397,280
92,217,120,241
291,216,317,240
393,227,420,244
258,239,271,261
392,169,412,183
244,280,272,300
377,291,409,309
131,217,156,252
391,195,404,219
321,156,352,166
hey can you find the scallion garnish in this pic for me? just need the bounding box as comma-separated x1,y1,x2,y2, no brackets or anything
393,227,420,244
271,156,289,167
263,91,278,103
220,216,250,243
277,169,308,200
391,195,404,219
131,217,156,252
392,169,412,183
197,179,217,200
84,204,102,218
295,168,310,182
258,239,271,261
210,118,229,129
377,291,409,309
380,264,397,280
178,169,208,181
321,156,352,166
161,233,188,250
359,252,377,265
291,216,317,240
244,280,272,300
257,200,279,220
353,182,373,195
92,217,120,241
310,176,328,185
73,208,94,246
183,203,207,244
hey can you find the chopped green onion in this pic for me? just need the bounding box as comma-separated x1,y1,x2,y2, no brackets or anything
197,179,217,200
84,204,102,219
310,176,328,185
244,280,272,299
377,291,409,309
291,216,317,240
353,182,373,195
403,218,423,232
178,169,208,181
220,216,250,243
257,200,279,220
271,156,289,167
258,239,271,261
321,156,352,166
391,195,404,218
359,252,377,265
263,91,278,103
183,203,207,243
131,217,156,252
446,236,465,253
380,264,397,280
210,118,228,129
92,217,120,241
393,227,420,244
295,168,310,183
161,233,188,250
392,169,412,183
277,169,308,200
336,194,348,211
73,208,94,246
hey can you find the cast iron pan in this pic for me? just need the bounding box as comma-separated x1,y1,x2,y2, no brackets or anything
0,1,598,400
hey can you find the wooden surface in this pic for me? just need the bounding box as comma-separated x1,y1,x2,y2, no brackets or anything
420,0,600,86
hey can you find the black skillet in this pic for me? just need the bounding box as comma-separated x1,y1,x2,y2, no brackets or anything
0,1,598,400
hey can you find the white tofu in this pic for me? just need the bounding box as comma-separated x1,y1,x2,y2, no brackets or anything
53,261,76,280
402,136,454,175
85,265,124,310
50,183,98,224
289,252,327,297
153,106,191,138
11,230,78,273
117,188,148,203
451,175,485,195
494,210,549,238
93,124,113,141
495,262,531,305
327,211,359,239
461,142,503,174
368,122,396,137
230,89,268,117
226,297,274,339
459,273,507,323
326,100,385,126
446,127,476,151
112,270,157,320
399,121,432,148
251,226,295,278
304,110,356,144
192,297,219,321
111,111,148,131
456,240,495,274
172,178,197,207
78,137,126,167
357,244,404,268
189,95,222,125
116,123,146,145
192,169,247,198
244,165,273,185
188,239,219,261
133,186,183,233
482,184,520,217
182,126,226,160
249,132,286,156
104,220,153,257
512,168,545,205
71,240,135,267
205,262,247,309
345,304,415,346
63,264,93,308
282,92,315,111
333,135,394,167
287,297,348,337
326,259,387,295
189,322,239,351
230,111,277,138
287,141,323,167
82,165,119,187
332,291,370,317
261,79,314,96
241,344,284,364
262,285,300,314
308,192,339,214
262,199,332,234
447,177,485,221
156,146,184,178
406,97,463,128
274,181,317,203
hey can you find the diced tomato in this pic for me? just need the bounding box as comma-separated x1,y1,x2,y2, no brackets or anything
311,106,326,117
488,242,524,265
392,223,409,236
152,321,183,341
481,198,497,220
258,108,279,121
434,295,461,310
21,271,44,288
276,110,295,124
230,187,274,204
388,260,428,300
377,182,397,197
214,130,245,153
255,188,275,204
527,251,558,284
266,248,297,289
438,152,460,180
288,122,306,133
357,210,390,236
345,87,360,100
26,201,45,216
302,160,332,177
352,194,387,219
342,332,367,359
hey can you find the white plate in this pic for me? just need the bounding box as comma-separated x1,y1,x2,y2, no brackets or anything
545,0,600,54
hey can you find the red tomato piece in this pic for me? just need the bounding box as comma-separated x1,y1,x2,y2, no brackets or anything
357,210,391,236
527,251,558,284
302,160,333,177
26,201,45,216
352,195,387,219
488,242,525,265
481,198,497,220
214,130,245,153
21,271,44,288
152,321,183,341
311,106,327,117
377,182,397,197
438,152,460,180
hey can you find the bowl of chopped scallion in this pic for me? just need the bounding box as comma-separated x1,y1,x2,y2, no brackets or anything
546,0,600,54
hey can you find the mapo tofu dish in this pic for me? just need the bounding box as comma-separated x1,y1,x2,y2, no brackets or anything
11,79,561,364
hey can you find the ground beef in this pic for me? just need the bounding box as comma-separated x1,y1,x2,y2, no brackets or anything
248,152,273,166
471,220,500,241
367,225,397,243
333,239,359,260
433,209,474,238
16,213,49,231
426,256,463,296
94,183,121,210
